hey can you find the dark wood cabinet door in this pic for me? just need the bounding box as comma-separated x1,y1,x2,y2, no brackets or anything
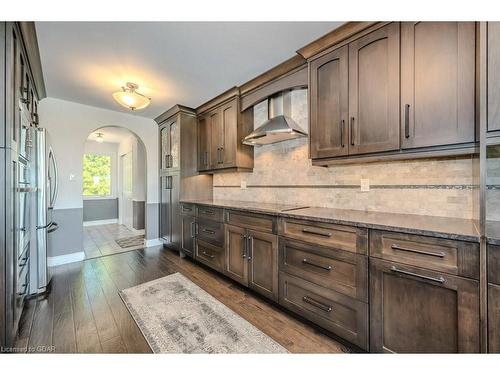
197,114,211,171
159,175,172,243
209,109,222,170
180,215,195,256
310,45,349,159
488,283,500,353
224,224,248,286
220,98,238,168
370,258,480,353
488,22,500,133
169,119,179,169
401,22,475,148
248,229,278,302
348,23,400,155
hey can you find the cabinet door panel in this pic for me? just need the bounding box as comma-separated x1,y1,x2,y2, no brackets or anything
181,215,195,256
169,120,179,169
220,99,238,168
159,175,171,243
488,22,500,133
209,110,222,169
401,22,475,148
248,230,278,301
348,23,400,155
197,115,211,171
160,125,170,170
224,224,248,286
488,283,500,353
370,258,480,353
310,45,349,159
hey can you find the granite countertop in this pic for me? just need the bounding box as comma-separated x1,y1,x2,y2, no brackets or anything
487,221,500,246
181,199,481,242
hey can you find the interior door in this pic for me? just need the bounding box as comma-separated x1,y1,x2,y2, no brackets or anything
247,229,278,301
401,22,475,148
370,258,480,353
348,22,400,155
197,114,211,171
120,152,133,230
310,45,349,159
224,224,248,286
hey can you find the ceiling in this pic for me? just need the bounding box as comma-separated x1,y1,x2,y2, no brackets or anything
35,22,343,119
87,126,135,144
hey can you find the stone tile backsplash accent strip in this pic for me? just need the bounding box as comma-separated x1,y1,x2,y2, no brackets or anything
213,89,479,219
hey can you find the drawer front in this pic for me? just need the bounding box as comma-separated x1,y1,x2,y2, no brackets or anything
196,219,224,247
279,272,369,350
226,210,276,234
279,238,368,302
278,218,368,254
180,203,195,215
370,230,479,279
195,239,225,272
196,205,224,222
488,245,500,285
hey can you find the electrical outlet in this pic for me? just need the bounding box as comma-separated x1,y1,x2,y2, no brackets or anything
360,179,370,192
240,180,247,189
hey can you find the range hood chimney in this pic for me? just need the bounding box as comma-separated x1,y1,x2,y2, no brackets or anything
242,90,307,146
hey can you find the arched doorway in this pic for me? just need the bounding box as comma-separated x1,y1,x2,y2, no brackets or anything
82,126,147,259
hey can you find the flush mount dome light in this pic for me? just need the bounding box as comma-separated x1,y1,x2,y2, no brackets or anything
95,132,104,143
112,82,151,111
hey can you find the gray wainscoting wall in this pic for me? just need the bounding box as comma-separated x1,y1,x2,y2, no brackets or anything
146,203,159,240
48,208,84,257
83,198,118,222
133,200,145,230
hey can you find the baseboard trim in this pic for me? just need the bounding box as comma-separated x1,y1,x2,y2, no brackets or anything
145,238,162,247
83,218,118,227
48,251,85,267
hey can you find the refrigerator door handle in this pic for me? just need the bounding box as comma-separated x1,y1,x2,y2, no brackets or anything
48,148,59,208
47,222,59,234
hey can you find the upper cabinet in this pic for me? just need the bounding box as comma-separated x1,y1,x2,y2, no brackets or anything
401,22,475,149
196,88,253,173
307,22,477,165
488,22,500,135
159,118,179,171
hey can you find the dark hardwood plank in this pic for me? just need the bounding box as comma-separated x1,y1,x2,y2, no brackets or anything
100,335,128,353
13,297,37,352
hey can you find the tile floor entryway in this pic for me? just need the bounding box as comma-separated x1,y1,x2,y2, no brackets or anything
83,223,145,259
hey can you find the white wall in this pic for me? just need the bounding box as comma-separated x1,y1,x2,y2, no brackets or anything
39,97,158,209
117,134,146,202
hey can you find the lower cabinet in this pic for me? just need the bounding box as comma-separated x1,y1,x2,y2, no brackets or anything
224,224,279,302
195,239,225,273
370,257,480,353
279,272,369,350
489,283,500,353
180,214,195,257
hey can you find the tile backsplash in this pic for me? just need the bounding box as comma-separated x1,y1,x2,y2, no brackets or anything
213,89,479,219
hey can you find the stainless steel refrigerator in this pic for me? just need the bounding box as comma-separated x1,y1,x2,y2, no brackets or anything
30,127,59,295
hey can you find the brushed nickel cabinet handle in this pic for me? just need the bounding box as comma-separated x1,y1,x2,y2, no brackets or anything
302,228,332,237
391,244,445,258
247,236,253,260
302,258,332,271
302,296,332,312
200,209,215,215
201,228,215,235
340,119,345,147
190,222,196,238
242,234,247,258
390,266,445,284
201,251,215,259
350,117,355,146
404,104,410,139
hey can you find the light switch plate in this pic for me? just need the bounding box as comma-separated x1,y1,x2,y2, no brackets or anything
69,173,75,181
240,180,247,189
360,179,370,192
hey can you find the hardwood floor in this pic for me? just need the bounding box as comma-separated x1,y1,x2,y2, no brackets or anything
83,224,145,259
13,246,348,353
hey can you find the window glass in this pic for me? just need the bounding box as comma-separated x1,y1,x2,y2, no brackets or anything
82,154,112,196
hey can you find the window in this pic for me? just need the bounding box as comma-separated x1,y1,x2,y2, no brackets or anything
82,154,112,197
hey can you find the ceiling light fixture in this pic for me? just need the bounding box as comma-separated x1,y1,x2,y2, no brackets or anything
95,132,104,143
112,82,151,111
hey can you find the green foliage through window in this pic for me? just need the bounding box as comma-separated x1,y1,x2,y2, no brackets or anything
82,154,112,196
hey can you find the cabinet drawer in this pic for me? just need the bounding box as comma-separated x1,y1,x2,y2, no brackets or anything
196,205,223,222
180,203,195,215
488,245,500,285
279,238,368,302
279,272,368,350
370,230,479,279
195,239,225,273
226,210,276,233
196,219,224,247
278,217,368,254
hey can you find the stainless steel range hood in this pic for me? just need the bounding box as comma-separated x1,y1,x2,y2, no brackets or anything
242,90,307,146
